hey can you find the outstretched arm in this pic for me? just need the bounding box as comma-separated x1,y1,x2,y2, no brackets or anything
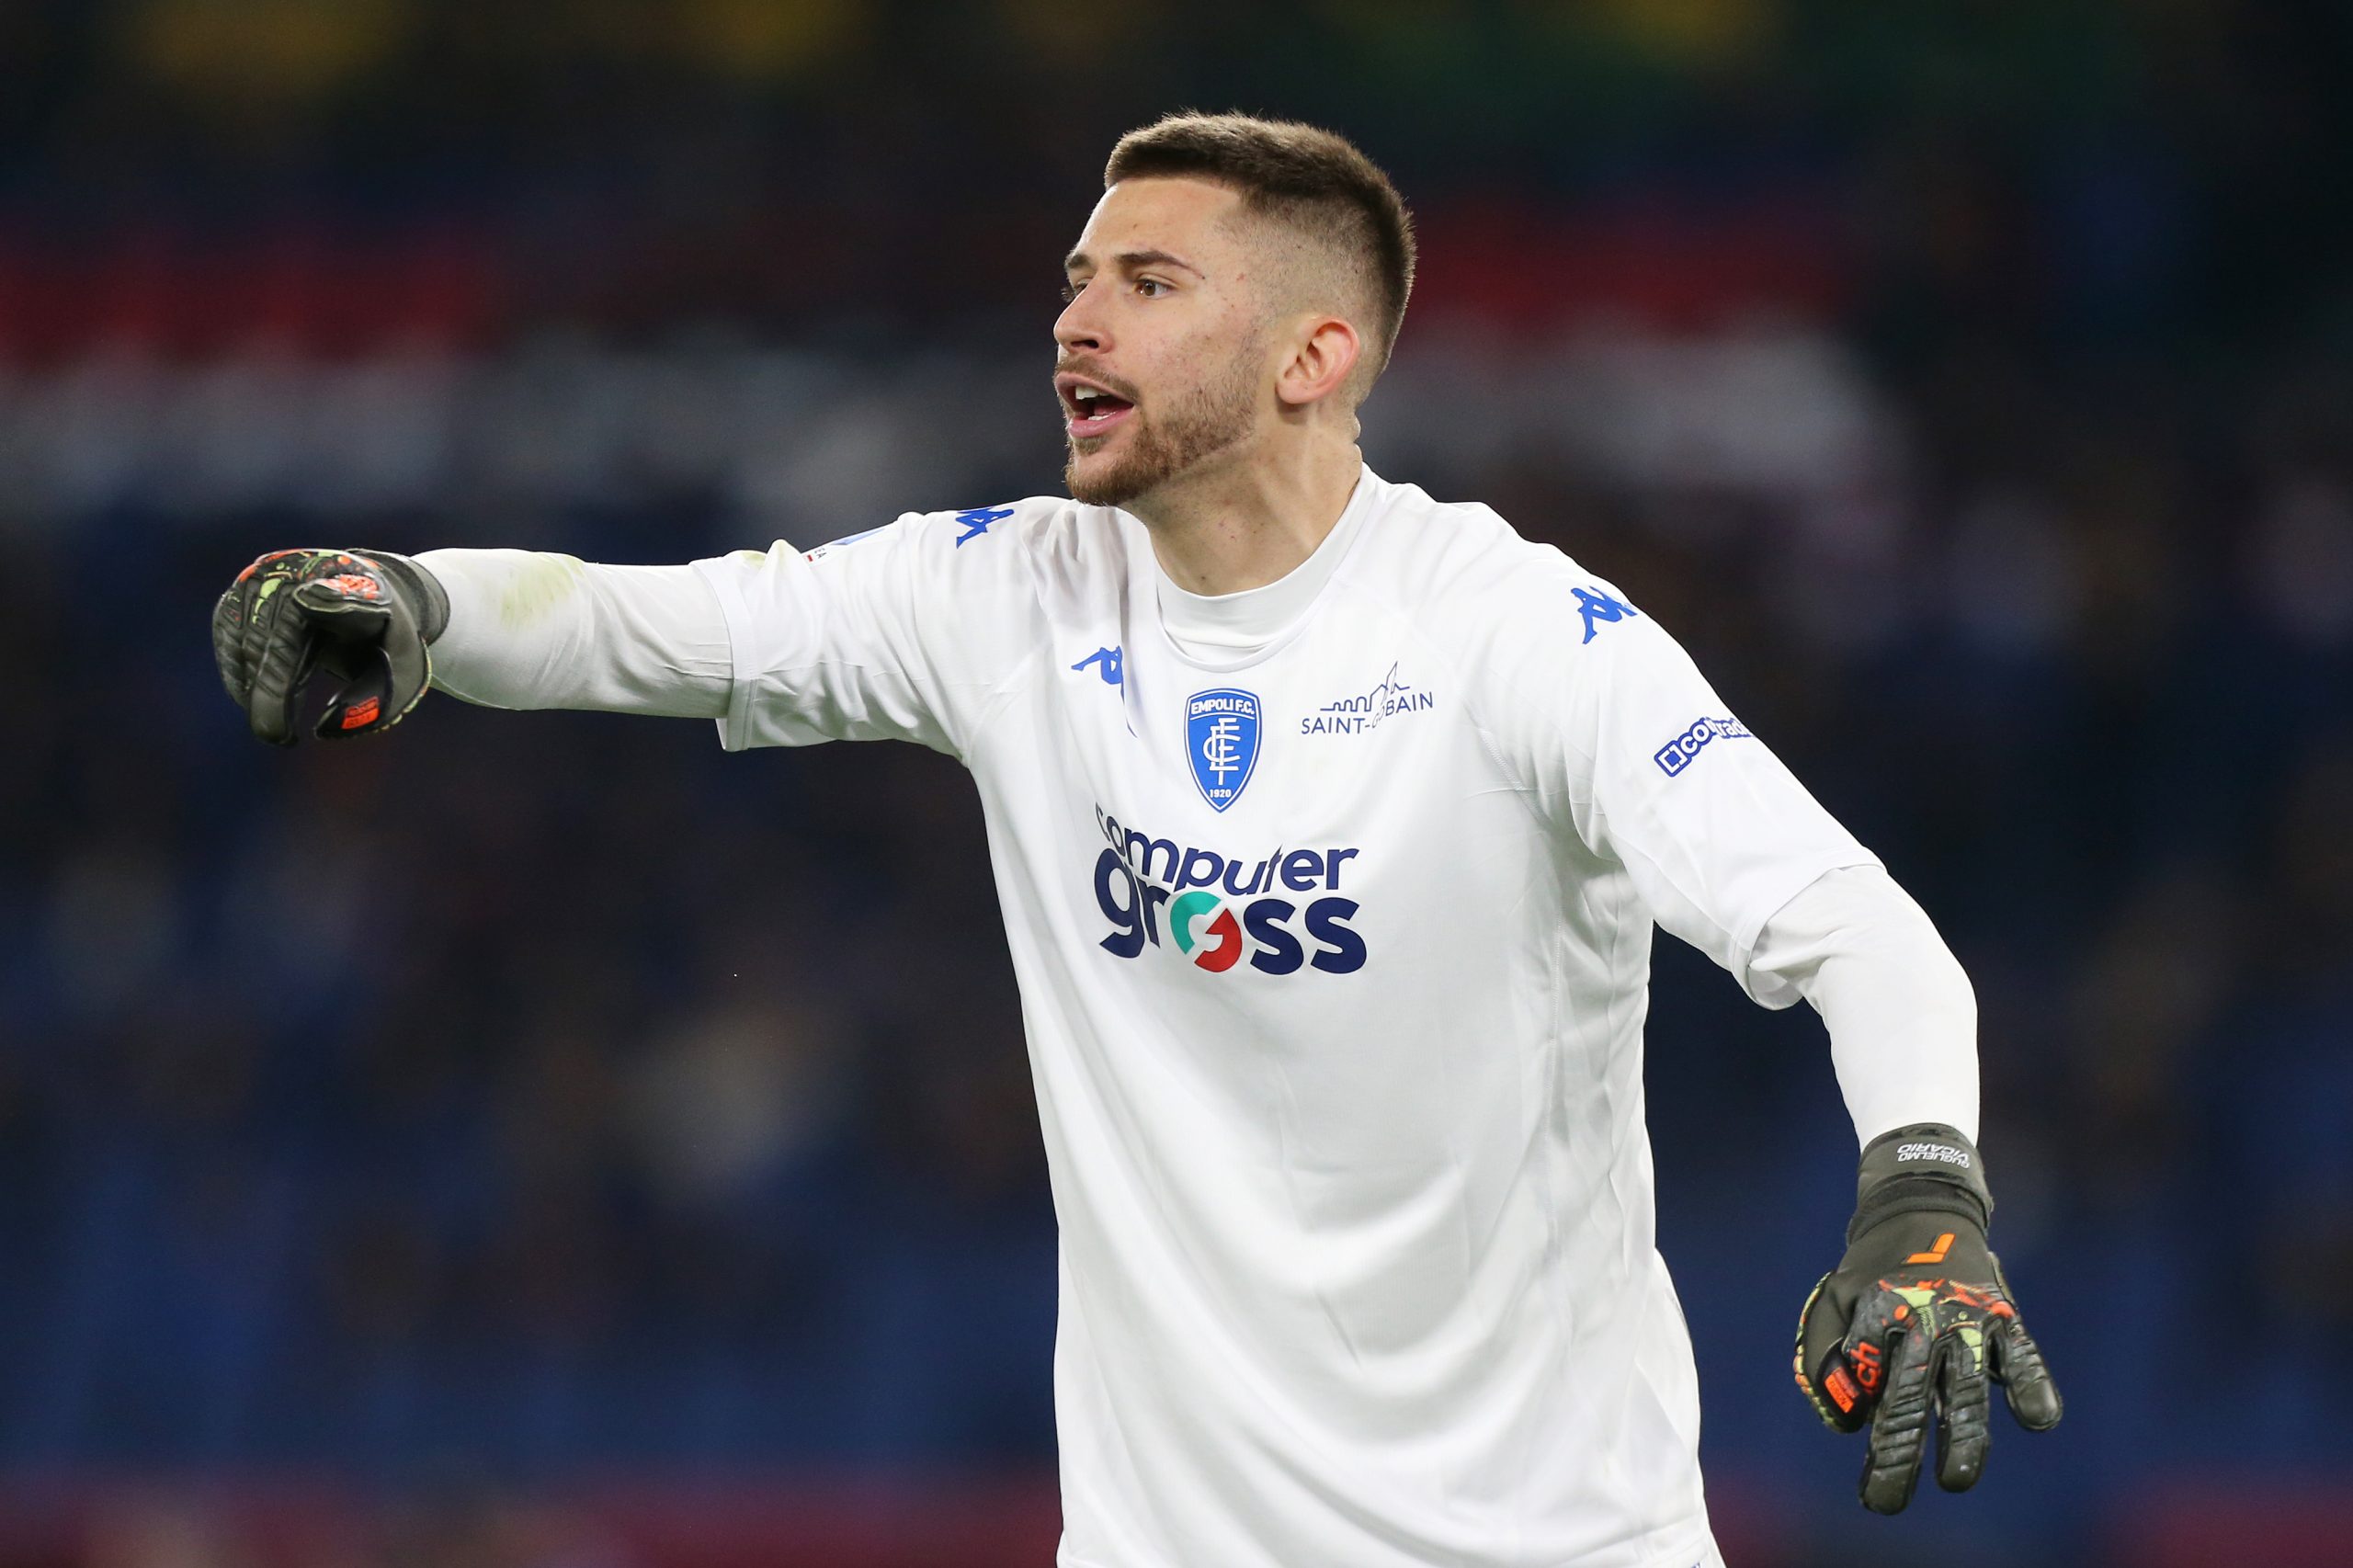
211,546,732,744
417,549,730,718
213,506,1040,754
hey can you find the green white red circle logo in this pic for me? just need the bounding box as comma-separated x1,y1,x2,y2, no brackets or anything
1168,890,1244,971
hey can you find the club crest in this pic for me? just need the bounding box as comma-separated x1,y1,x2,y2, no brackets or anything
1186,688,1262,812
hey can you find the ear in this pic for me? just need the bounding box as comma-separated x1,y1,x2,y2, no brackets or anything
1274,315,1362,411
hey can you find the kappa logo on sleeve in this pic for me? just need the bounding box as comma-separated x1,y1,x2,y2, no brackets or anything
1654,715,1754,777
953,506,1015,547
1573,585,1640,643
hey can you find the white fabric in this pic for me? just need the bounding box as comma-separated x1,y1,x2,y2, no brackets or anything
1749,864,1980,1148
420,466,1967,1568
418,548,731,717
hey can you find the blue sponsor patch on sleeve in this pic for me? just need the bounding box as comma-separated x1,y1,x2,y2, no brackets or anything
1654,715,1754,777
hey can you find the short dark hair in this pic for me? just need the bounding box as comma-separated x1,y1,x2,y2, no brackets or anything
1105,112,1416,385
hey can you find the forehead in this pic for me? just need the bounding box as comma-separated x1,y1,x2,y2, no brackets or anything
1069,176,1247,268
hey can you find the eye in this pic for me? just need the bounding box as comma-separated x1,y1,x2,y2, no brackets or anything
1134,277,1172,298
1059,278,1082,304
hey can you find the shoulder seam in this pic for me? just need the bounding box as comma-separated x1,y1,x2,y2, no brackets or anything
950,501,1068,759
960,642,1049,759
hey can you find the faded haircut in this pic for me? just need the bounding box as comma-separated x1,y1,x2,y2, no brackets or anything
1104,112,1416,393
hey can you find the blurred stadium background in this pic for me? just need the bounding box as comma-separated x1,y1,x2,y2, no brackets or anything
2,2,2349,1564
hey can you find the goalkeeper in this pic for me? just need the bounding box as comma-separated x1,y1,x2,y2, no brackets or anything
213,115,2059,1567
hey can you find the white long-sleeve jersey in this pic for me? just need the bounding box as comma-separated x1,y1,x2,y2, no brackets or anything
419,464,1976,1568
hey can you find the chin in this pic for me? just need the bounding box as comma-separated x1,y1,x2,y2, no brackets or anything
1066,443,1157,509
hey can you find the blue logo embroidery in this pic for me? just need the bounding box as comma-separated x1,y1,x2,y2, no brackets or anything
954,506,1014,547
1654,715,1754,777
1186,689,1262,813
1072,647,1123,688
1574,585,1639,644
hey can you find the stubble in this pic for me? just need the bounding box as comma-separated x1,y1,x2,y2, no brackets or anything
1063,347,1262,508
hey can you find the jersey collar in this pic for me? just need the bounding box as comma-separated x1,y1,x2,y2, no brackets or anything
1151,464,1383,663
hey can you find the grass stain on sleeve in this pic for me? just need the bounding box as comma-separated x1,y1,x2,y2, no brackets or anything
499,553,589,630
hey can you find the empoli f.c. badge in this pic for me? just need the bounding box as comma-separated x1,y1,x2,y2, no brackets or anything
1186,689,1261,812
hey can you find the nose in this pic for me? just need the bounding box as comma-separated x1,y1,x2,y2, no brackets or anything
1054,282,1106,356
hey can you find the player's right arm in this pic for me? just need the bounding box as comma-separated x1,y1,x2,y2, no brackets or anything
212,510,1037,756
210,545,735,744
415,551,734,719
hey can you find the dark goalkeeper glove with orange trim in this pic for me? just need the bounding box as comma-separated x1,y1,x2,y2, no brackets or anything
1793,1123,2063,1514
212,548,449,745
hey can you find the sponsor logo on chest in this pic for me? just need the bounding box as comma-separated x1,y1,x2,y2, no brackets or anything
1302,661,1435,736
1089,804,1367,976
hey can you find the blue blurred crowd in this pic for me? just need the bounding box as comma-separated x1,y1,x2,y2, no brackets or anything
1,4,2349,1565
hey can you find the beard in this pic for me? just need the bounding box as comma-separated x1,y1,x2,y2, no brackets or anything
1063,349,1260,508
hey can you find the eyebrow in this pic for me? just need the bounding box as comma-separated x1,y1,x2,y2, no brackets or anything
1063,247,1205,278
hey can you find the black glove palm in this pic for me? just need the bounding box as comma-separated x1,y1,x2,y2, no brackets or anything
212,548,449,745
1793,1125,2063,1514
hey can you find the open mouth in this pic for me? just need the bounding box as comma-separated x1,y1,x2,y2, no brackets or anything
1059,375,1136,441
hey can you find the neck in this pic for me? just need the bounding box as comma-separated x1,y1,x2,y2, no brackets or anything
1129,435,1364,596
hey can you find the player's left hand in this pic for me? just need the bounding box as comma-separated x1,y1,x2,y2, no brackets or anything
1792,1124,2062,1514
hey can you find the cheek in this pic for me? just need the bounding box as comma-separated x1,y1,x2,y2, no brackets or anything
1160,328,1249,399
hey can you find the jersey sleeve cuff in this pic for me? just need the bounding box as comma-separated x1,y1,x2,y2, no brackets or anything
689,554,761,753
1732,849,1885,1008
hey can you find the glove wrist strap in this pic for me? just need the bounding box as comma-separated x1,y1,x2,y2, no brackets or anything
357,548,450,644
1847,1122,1992,1246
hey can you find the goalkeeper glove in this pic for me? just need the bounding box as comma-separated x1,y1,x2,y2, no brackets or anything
211,548,449,745
1793,1123,2063,1514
